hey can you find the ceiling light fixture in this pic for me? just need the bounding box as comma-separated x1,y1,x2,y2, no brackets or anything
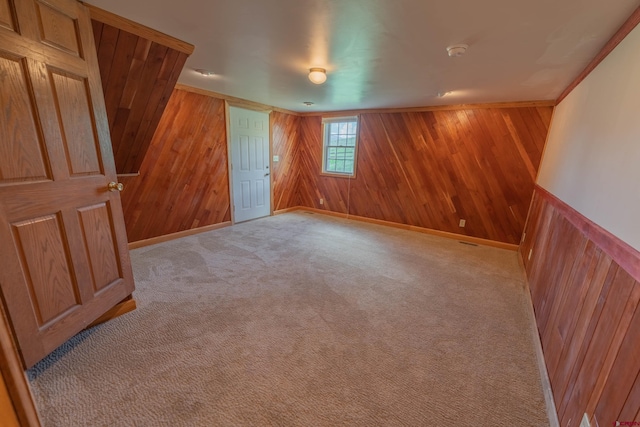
303,101,315,106
437,91,452,97
308,68,327,84
195,69,215,77
446,44,468,57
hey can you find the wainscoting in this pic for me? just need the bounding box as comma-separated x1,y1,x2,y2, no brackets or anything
521,186,640,426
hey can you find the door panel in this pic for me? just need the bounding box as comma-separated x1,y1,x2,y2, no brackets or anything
230,106,271,223
0,0,134,368
34,0,81,57
11,213,80,326
77,202,122,292
50,69,102,176
0,0,16,32
0,52,50,183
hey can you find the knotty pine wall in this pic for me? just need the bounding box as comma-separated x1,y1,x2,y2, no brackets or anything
119,89,230,242
296,107,553,245
521,187,640,426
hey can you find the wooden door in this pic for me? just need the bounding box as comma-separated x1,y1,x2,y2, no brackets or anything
0,0,134,368
229,106,271,223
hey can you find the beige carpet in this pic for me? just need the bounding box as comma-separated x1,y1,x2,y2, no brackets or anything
28,212,550,426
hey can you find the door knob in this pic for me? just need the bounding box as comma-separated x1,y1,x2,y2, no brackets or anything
108,182,124,192
264,173,270,177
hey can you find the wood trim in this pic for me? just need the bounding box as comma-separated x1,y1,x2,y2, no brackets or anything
175,84,298,115
299,100,556,117
0,303,40,426
0,373,21,427
85,297,137,330
280,206,519,251
521,275,561,427
117,173,140,178
224,101,235,225
556,6,640,104
128,221,232,249
83,3,195,55
273,207,302,215
535,185,640,282
269,113,275,216
176,84,555,117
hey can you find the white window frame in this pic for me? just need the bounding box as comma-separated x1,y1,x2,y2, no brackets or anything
321,116,359,178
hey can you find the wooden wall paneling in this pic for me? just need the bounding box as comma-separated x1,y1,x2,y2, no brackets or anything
559,268,637,426
91,18,190,174
341,107,551,245
271,111,301,211
521,187,640,426
297,116,350,214
293,107,552,245
119,89,230,242
592,285,640,424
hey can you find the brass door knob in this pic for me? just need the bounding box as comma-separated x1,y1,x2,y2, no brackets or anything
108,182,124,192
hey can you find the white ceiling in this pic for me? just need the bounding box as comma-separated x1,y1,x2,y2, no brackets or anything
85,0,640,112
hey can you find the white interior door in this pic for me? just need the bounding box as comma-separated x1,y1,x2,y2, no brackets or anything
229,106,271,223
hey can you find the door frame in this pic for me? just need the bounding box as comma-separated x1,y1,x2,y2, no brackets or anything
225,101,274,224
0,303,41,426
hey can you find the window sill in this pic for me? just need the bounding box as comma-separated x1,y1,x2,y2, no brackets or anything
320,171,356,179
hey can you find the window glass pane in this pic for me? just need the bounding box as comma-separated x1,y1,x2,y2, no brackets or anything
323,119,357,175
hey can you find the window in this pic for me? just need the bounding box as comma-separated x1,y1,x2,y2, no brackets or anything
322,117,358,177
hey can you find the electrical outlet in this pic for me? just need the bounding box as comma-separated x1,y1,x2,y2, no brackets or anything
580,413,591,427
319,198,324,205
459,219,466,227
273,155,279,162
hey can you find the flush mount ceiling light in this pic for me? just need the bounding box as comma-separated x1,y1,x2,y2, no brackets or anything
303,101,315,106
446,44,468,57
308,68,327,84
437,91,452,97
195,69,215,77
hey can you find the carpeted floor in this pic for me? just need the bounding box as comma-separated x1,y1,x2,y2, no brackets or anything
28,212,550,426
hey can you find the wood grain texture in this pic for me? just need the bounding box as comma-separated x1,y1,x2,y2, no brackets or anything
85,3,194,55
556,6,640,104
300,100,556,118
520,186,640,427
0,0,17,32
119,89,231,242
0,0,135,369
0,303,41,427
296,107,552,244
0,53,50,182
91,19,189,174
271,111,301,210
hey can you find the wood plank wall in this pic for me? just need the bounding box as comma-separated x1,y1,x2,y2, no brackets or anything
296,107,552,244
91,20,189,174
271,111,301,210
521,186,640,427
119,89,230,242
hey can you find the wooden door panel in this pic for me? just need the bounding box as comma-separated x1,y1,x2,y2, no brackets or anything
0,0,134,368
50,69,102,176
34,0,80,57
0,51,50,183
78,202,122,292
11,213,80,325
0,0,16,32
